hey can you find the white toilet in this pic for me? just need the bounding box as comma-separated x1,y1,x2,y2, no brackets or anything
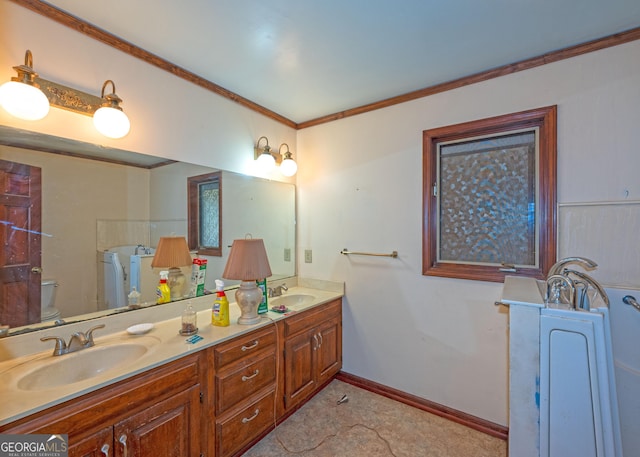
41,279,61,321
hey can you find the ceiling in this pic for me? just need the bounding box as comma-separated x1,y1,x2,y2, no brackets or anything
42,0,640,124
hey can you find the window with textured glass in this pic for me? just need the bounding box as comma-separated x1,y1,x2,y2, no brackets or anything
188,171,222,256
422,106,557,282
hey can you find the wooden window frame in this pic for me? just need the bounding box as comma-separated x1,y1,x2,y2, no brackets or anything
422,106,557,282
188,171,222,257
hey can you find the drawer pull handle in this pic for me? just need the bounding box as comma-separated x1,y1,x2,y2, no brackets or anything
118,434,128,457
242,408,260,423
313,334,319,350
241,340,259,351
101,444,110,457
318,332,323,347
242,369,260,381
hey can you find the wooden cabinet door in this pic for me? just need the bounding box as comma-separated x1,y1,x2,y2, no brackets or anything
316,316,342,385
283,329,316,409
114,386,200,457
69,427,113,457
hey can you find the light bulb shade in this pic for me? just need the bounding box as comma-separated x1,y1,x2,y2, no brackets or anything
223,238,272,281
280,157,298,176
151,236,193,268
93,106,130,138
0,80,50,120
256,151,276,172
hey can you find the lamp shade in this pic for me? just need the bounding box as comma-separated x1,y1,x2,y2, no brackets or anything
223,238,272,281
151,236,193,268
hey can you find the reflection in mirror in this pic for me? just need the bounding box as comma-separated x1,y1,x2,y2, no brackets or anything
0,126,295,336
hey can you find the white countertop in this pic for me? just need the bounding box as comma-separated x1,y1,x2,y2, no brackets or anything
500,276,545,308
0,279,343,426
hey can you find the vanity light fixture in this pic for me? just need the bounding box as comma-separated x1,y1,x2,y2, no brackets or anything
254,136,276,172
0,50,50,120
92,80,131,139
0,49,131,138
254,136,298,176
278,143,298,177
223,237,272,325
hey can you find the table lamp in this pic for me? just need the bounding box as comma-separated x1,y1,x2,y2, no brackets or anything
151,236,193,300
223,238,272,324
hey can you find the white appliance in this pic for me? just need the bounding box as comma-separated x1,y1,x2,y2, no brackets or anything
98,245,157,309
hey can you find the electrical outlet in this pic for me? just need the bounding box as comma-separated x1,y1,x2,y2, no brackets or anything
284,248,291,262
304,249,312,263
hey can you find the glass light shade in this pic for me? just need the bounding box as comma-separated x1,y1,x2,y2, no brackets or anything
0,80,50,120
93,106,130,139
280,157,298,176
256,151,276,172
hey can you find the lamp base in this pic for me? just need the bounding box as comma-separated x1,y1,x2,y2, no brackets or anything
235,280,262,325
167,267,188,300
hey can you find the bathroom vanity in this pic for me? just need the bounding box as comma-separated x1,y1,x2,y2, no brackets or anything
0,281,343,457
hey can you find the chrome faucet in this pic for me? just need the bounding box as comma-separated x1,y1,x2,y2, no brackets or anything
134,244,145,255
41,324,105,356
268,284,288,298
545,274,576,308
547,257,598,278
544,257,609,310
562,269,610,309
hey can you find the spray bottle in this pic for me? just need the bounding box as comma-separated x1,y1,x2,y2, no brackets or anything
156,270,171,304
212,279,230,326
256,278,268,314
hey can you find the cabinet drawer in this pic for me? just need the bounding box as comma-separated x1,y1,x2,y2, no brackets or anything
214,326,276,368
284,299,341,337
216,351,276,414
216,390,274,457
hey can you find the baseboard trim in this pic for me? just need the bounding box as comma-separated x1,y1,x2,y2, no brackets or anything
336,371,508,440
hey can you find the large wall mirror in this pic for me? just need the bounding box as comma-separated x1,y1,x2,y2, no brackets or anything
0,126,296,336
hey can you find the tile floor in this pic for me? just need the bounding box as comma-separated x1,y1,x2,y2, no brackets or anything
244,379,507,456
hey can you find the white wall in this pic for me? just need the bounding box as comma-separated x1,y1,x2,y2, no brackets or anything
296,40,640,425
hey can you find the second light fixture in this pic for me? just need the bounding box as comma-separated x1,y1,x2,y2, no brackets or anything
254,136,298,176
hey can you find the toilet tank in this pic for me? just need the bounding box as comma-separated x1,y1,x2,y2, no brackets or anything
41,279,58,308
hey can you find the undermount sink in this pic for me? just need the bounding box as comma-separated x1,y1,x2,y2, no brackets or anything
14,341,153,391
270,294,316,309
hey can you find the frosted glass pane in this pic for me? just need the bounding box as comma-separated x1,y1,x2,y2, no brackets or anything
199,182,220,248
